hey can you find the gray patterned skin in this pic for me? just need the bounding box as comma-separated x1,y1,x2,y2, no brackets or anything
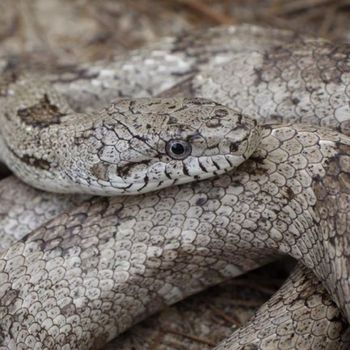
0,75,259,195
0,123,350,349
48,25,299,112
176,37,350,133
0,177,88,252
216,264,349,350
2,26,348,348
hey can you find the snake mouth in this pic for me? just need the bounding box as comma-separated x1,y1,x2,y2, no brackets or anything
121,164,237,194
99,153,246,195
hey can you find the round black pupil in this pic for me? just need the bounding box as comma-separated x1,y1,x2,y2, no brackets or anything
171,142,185,155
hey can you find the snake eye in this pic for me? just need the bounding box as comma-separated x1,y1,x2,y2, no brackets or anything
166,139,192,160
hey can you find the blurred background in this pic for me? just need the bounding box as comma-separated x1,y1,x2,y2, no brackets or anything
0,0,349,64
0,1,348,349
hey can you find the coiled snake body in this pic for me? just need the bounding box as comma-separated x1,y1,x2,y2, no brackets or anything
0,25,349,349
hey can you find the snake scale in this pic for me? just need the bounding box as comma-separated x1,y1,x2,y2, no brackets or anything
0,25,349,349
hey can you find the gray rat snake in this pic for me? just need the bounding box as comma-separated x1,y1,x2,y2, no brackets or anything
0,25,349,349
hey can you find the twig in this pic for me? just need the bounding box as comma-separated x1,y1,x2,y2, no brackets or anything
209,305,242,326
332,12,350,41
228,279,279,295
269,0,338,15
162,327,216,347
226,298,264,308
319,4,338,37
149,330,166,350
175,0,235,24
163,339,191,350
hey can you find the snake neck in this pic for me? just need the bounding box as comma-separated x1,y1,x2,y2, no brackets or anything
233,124,350,322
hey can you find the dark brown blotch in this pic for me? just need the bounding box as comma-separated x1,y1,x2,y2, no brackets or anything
230,141,239,153
285,187,295,200
17,94,66,127
90,162,108,181
20,155,51,170
116,159,151,178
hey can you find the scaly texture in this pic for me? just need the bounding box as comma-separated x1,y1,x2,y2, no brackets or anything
0,81,259,195
0,176,88,251
215,264,349,350
164,37,350,133
0,124,350,349
4,26,349,346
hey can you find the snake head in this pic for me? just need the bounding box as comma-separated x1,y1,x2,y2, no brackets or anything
2,93,260,195
58,97,261,195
